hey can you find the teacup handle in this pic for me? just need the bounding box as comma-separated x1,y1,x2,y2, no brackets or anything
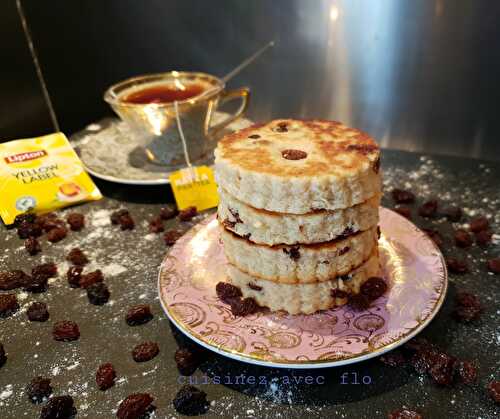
206,87,250,139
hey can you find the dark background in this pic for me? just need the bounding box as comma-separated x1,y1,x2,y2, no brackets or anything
1,0,500,160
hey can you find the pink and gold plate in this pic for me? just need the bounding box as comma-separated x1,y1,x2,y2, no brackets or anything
158,208,447,368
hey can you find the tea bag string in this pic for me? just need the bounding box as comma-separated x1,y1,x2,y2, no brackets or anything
174,100,196,179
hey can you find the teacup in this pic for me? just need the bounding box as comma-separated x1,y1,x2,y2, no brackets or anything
104,71,250,167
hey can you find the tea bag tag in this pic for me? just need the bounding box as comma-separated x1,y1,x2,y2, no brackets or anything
168,101,219,211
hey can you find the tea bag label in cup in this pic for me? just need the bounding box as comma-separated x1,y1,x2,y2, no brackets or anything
169,165,219,211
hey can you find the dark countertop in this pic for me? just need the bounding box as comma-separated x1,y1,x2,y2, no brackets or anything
0,149,499,419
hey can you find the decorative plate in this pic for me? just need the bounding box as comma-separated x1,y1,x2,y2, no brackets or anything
158,208,447,368
69,113,253,185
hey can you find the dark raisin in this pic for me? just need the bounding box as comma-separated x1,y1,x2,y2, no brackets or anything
446,258,468,274
248,282,262,291
248,134,260,139
164,229,183,245
13,212,36,227
38,213,65,232
380,350,406,367
66,212,85,231
330,289,349,299
349,294,371,311
173,385,208,415
388,408,423,419
40,395,76,419
222,218,236,229
454,229,473,248
117,393,155,419
452,292,482,323
0,343,5,368
283,245,300,260
46,226,68,243
469,216,489,233
0,294,19,318
132,341,159,362
23,275,48,293
487,381,500,403
274,122,288,132
53,320,80,341
281,149,307,160
17,220,42,239
66,248,88,266
79,270,104,289
488,258,500,274
454,360,477,384
111,209,129,224
418,199,438,218
0,270,28,290
228,208,243,224
26,302,49,322
26,376,52,403
230,297,259,316
475,230,492,246
67,266,83,288
179,206,197,222
361,277,387,300
373,156,380,173
32,263,57,279
391,189,415,204
87,282,110,305
25,237,41,255
175,347,200,376
119,214,135,230
428,352,456,386
440,206,462,222
159,206,177,220
125,304,153,326
394,206,411,219
96,363,116,391
422,228,444,249
149,216,164,233
216,282,242,304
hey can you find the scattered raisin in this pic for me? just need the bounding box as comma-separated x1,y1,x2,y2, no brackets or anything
281,149,307,160
388,408,422,419
380,350,406,367
454,360,477,384
440,206,462,222
248,134,261,139
361,277,387,300
0,343,5,368
173,385,208,415
283,246,300,260
17,220,42,239
125,304,153,326
79,270,104,289
394,206,411,219
422,228,444,249
159,206,177,220
391,189,415,204
40,395,76,419
0,294,19,318
348,293,371,311
164,229,183,245
32,263,57,280
66,212,85,231
27,302,49,322
418,199,438,218
274,122,288,132
23,275,48,293
149,216,164,233
330,289,349,300
179,206,197,222
452,292,482,323
53,320,80,341
120,213,135,230
475,230,492,246
26,377,52,403
13,212,36,227
487,381,500,403
0,270,28,290
428,351,456,386
487,258,500,274
469,216,489,233
117,393,155,419
96,363,116,391
446,258,468,274
132,341,159,362
46,226,68,243
24,237,41,255
248,282,263,291
87,282,110,305
175,347,200,376
216,282,242,304
66,247,89,265
38,213,65,232
454,229,473,248
111,209,129,224
230,297,259,316
67,266,83,288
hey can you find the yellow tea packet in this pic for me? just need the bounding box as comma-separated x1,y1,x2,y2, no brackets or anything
169,165,219,211
0,132,102,225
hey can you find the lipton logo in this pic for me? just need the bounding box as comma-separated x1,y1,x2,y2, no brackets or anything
4,150,47,164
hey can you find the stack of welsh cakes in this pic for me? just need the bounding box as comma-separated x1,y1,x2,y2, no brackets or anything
214,119,381,315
